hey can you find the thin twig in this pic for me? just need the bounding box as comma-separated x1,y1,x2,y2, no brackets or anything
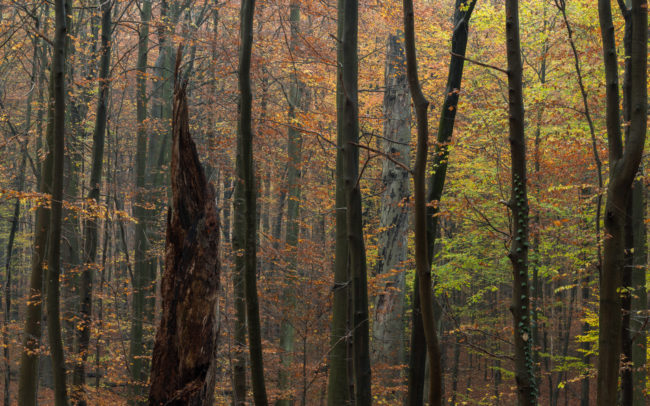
349,142,413,174
451,52,508,75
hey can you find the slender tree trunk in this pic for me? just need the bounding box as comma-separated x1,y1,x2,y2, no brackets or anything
504,0,537,403
596,0,646,404
554,4,602,405
231,169,247,406
620,9,635,404
237,0,268,402
403,0,442,403
46,1,69,404
6,26,40,403
17,11,52,402
341,0,371,402
130,1,153,403
71,2,112,403
278,3,305,404
326,0,350,402
148,57,221,406
406,2,477,403
4,155,25,406
630,177,647,406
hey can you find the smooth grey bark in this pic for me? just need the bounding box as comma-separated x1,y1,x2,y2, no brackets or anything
372,33,410,378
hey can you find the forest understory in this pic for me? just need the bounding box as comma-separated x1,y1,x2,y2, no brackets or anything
0,0,647,405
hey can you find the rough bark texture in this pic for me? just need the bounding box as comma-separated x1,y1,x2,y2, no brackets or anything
148,57,220,406
372,33,410,375
504,0,537,404
596,0,646,404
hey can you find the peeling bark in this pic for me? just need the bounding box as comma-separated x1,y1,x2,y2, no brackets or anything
148,54,221,406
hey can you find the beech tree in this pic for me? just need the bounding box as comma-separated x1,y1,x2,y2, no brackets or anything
504,0,537,403
0,0,647,405
596,0,647,404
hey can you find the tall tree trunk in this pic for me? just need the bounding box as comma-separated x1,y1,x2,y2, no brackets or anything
6,23,40,403
341,0,371,402
232,164,248,406
630,176,646,406
278,2,305,404
46,0,70,404
372,32,410,383
237,0,268,402
232,166,248,405
554,4,602,404
596,0,646,404
17,7,52,402
130,1,153,403
620,7,634,404
326,0,350,402
504,0,537,404
406,2,477,403
619,7,647,405
403,0,442,403
148,56,221,406
4,152,25,406
72,1,112,403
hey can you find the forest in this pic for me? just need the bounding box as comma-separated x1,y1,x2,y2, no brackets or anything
0,0,647,404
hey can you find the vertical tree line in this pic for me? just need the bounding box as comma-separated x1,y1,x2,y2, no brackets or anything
0,0,646,405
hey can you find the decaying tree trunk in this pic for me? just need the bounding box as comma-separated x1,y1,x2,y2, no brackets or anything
372,32,410,376
148,52,221,406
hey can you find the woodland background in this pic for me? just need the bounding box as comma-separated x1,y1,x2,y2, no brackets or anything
0,0,647,405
